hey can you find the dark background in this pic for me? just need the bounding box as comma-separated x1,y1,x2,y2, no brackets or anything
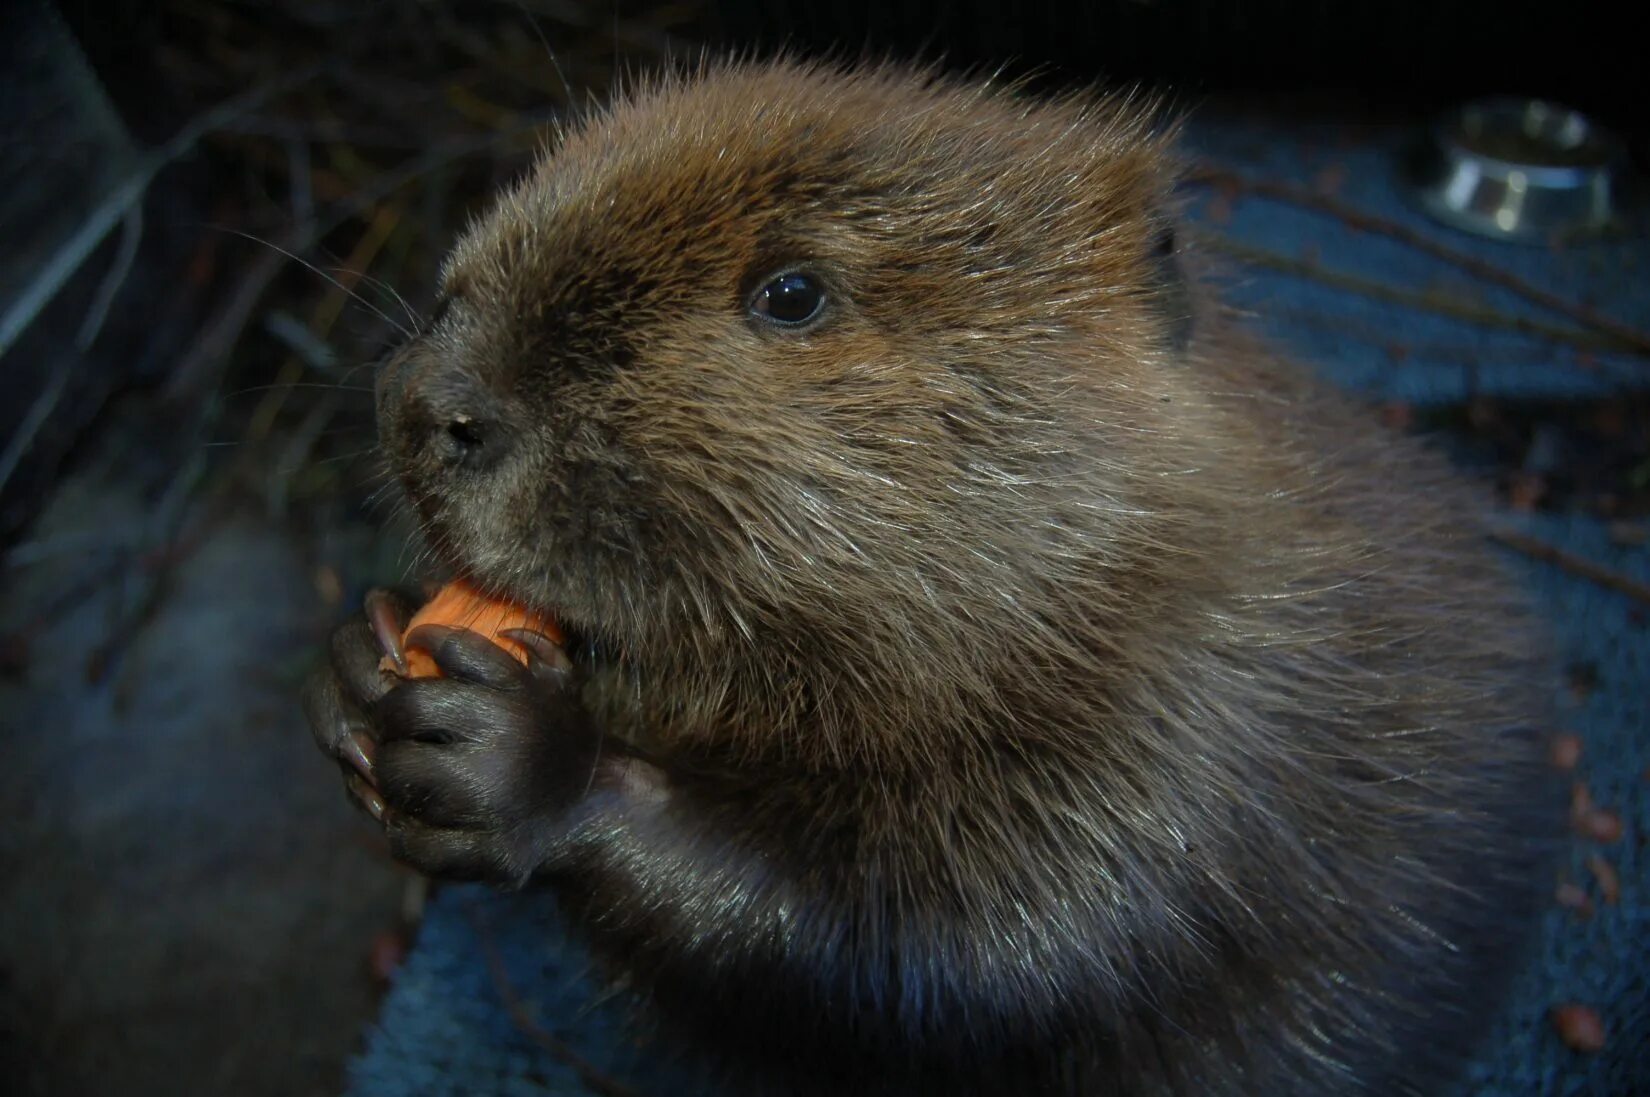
3,3,1643,1095
61,1,1650,138
13,0,1646,550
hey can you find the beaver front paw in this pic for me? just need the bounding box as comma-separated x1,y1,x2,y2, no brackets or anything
304,591,599,886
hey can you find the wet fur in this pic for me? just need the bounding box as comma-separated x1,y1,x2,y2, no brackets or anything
322,59,1552,1095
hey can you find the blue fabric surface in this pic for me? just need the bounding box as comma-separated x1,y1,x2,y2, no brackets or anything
348,111,1649,1096
1180,109,1648,406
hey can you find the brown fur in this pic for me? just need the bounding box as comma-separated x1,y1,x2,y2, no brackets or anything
369,59,1551,1095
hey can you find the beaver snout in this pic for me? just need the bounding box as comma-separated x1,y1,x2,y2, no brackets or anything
382,354,515,477
431,411,507,471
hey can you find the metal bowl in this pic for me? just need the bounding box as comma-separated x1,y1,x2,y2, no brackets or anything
1408,97,1628,244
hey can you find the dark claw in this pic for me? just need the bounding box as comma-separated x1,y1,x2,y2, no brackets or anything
305,588,600,888
341,729,377,780
304,667,377,763
499,627,573,684
330,618,398,707
405,623,525,688
348,773,386,821
366,588,414,675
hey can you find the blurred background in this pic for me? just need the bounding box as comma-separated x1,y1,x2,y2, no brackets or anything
2,2,1645,1095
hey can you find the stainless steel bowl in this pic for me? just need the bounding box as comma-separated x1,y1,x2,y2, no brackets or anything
1409,97,1629,244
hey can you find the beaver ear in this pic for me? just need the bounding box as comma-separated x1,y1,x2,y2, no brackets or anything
1149,224,1193,353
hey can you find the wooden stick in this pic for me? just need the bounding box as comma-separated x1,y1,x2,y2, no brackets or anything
1188,165,1650,358
1193,232,1628,353
0,68,321,361
1490,528,1650,607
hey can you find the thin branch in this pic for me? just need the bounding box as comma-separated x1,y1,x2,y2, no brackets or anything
1193,231,1632,355
1188,166,1650,358
164,108,561,403
266,389,342,516
162,248,291,404
0,367,71,498
84,450,213,685
1490,528,1650,607
0,67,322,360
263,310,340,372
288,137,314,231
76,207,144,350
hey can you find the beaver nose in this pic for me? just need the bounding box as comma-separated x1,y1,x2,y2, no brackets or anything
433,412,507,472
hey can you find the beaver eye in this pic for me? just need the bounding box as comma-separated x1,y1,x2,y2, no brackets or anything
750,272,825,327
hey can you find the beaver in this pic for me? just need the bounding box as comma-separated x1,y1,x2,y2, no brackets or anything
305,59,1553,1096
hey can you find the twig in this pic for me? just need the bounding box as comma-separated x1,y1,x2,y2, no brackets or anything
210,116,433,149
266,389,342,515
437,7,570,102
311,202,405,335
76,207,144,350
84,449,214,685
288,137,314,230
163,248,290,403
468,905,643,1097
263,310,339,372
0,171,147,360
4,530,126,570
1188,166,1650,358
1193,232,1631,354
0,366,70,498
163,110,560,404
1260,303,1630,373
1490,528,1650,607
0,67,322,361
310,108,561,236
241,202,404,449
